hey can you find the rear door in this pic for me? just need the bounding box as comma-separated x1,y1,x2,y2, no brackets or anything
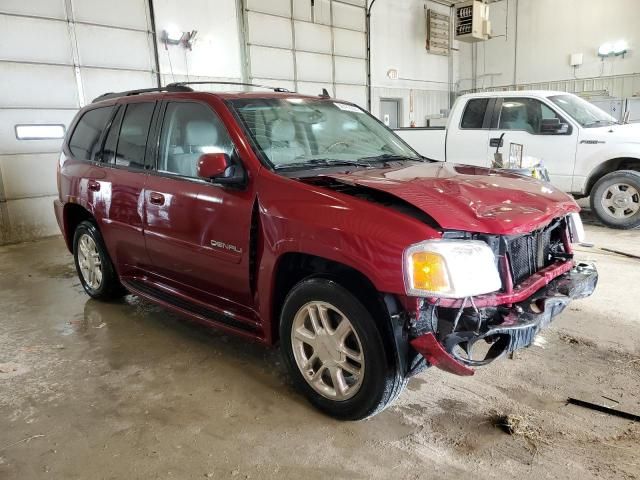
488,97,578,191
143,99,256,321
446,97,492,166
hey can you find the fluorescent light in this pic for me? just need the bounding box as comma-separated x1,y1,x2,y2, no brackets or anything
598,43,613,56
163,25,183,44
613,40,629,55
15,124,65,140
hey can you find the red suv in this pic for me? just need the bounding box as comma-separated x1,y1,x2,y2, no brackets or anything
55,83,597,420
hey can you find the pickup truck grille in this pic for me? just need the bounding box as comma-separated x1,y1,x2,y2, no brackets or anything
507,228,555,285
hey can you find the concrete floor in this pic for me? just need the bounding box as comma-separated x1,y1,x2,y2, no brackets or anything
1,222,639,479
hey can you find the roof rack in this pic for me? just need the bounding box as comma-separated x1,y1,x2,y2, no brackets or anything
167,81,291,93
92,85,193,103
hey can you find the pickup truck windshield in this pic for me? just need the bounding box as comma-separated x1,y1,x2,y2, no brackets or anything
549,94,618,128
229,98,421,169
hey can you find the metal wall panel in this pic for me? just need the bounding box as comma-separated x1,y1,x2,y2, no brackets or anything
1,63,78,108
332,2,365,31
333,28,366,58
75,24,153,70
334,57,366,84
313,0,332,26
0,0,67,19
72,0,148,29
296,52,333,82
249,46,294,80
295,21,332,54
248,11,292,49
81,69,155,104
0,15,73,64
293,0,312,21
0,110,76,155
246,0,291,17
0,153,59,200
335,84,367,107
297,81,335,97
5,196,61,240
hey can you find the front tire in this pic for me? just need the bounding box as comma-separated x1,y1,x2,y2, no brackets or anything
280,278,406,420
590,170,640,229
73,220,126,300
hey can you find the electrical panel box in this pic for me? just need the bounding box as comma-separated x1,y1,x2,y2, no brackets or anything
454,0,491,43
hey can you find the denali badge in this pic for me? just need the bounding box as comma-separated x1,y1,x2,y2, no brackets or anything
210,240,243,254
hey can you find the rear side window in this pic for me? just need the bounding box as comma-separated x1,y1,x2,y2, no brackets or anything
68,106,113,161
115,102,155,168
460,98,489,129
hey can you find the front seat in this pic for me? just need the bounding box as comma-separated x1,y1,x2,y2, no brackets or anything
167,120,219,177
267,119,306,166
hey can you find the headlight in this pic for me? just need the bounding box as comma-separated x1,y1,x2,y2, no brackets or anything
403,240,502,298
567,212,585,244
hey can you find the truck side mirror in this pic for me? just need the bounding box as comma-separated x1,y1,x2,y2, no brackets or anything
197,153,246,187
541,118,570,134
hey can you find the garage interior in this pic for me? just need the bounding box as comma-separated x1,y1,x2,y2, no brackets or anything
1,0,639,478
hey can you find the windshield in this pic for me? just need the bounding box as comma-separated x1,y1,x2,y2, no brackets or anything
229,98,422,169
549,94,618,128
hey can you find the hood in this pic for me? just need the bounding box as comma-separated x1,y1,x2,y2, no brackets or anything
583,123,640,144
318,162,578,235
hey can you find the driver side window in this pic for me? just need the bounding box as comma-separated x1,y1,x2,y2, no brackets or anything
498,98,563,134
158,102,234,178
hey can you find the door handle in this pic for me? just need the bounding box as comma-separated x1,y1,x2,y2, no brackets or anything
489,137,504,148
149,191,165,206
88,180,100,192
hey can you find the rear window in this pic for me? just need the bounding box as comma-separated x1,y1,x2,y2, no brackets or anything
460,98,489,129
114,102,155,168
68,106,113,161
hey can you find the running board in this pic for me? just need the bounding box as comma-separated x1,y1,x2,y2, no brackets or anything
125,278,261,334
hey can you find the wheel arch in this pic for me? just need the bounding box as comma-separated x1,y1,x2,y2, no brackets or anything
63,203,95,252
585,157,640,195
270,252,401,368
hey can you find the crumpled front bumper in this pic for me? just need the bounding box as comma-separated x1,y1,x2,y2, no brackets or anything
410,262,598,376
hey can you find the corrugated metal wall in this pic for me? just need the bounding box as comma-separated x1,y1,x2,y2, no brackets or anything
0,0,156,244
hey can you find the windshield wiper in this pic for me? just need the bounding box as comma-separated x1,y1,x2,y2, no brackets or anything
274,158,373,170
358,153,426,162
584,119,618,127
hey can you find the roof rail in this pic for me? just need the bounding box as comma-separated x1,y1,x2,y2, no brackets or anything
92,85,193,103
167,81,291,93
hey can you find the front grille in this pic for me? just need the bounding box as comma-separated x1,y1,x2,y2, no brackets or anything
507,224,559,285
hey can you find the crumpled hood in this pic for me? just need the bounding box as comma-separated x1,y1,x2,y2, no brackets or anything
323,162,579,235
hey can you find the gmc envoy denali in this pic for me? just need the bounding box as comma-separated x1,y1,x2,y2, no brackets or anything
55,83,597,420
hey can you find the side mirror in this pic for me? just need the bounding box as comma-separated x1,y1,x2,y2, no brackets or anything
541,118,569,134
197,153,246,186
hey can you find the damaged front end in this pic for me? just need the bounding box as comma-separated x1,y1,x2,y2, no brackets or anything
408,262,597,376
398,215,598,377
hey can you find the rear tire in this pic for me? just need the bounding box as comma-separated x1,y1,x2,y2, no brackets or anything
280,278,406,420
73,220,126,300
590,170,640,229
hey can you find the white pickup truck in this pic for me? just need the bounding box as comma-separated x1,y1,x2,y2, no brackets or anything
396,90,640,229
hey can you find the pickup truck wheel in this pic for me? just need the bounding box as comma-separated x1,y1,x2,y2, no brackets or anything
591,170,640,229
280,278,405,420
73,220,126,300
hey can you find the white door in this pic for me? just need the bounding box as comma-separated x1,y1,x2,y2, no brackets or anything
488,97,578,191
446,97,490,166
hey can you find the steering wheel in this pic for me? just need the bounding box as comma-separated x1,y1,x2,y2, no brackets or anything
322,140,351,153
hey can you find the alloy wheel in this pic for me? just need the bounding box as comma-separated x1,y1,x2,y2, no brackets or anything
77,233,103,290
291,301,365,400
601,183,640,219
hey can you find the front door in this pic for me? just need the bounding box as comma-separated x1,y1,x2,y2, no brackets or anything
380,99,401,128
487,97,578,191
143,100,256,318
